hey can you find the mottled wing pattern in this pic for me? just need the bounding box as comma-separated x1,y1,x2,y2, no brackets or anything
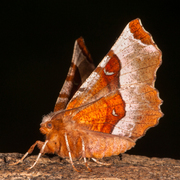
54,37,95,112
66,52,121,110
66,18,163,141
111,19,163,141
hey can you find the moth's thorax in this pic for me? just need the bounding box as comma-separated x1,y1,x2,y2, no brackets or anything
44,127,83,159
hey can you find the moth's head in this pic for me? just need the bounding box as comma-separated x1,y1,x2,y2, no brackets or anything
40,113,53,135
40,111,64,135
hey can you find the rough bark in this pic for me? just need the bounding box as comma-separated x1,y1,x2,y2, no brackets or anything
1,153,179,179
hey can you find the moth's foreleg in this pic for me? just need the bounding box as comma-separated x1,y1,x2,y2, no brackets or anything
27,140,48,170
9,140,45,166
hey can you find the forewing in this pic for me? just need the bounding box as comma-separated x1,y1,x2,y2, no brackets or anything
54,37,95,111
66,19,163,141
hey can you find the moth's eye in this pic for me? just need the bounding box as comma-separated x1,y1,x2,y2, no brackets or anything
47,122,52,129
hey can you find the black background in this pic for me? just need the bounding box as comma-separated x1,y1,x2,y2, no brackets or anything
1,1,180,159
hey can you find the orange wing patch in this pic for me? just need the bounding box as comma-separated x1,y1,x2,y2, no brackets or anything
129,19,154,45
74,90,125,134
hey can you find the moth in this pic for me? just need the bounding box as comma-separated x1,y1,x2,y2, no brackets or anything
11,18,163,172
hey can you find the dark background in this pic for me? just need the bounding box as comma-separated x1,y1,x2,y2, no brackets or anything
1,1,180,159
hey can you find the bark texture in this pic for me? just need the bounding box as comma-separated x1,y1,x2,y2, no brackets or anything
1,153,179,179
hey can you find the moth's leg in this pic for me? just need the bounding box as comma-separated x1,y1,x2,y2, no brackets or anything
81,137,92,172
91,158,111,166
27,140,48,170
9,140,44,166
64,133,80,172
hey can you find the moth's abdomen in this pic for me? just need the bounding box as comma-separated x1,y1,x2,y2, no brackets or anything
81,130,135,159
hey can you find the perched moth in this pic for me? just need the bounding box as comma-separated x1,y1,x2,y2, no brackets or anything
11,18,163,172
